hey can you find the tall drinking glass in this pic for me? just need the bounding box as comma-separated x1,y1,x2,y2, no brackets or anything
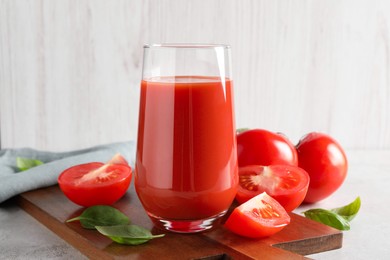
135,44,238,233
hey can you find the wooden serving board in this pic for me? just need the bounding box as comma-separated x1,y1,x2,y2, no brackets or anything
17,185,342,259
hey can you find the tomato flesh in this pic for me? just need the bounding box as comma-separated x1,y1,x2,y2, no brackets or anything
296,132,348,203
225,192,290,238
236,165,309,212
107,153,129,165
237,129,298,167
58,155,132,207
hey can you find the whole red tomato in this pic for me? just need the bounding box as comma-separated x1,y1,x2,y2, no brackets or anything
296,132,348,203
237,129,298,167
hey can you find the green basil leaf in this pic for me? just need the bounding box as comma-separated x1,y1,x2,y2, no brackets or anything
236,128,250,134
16,157,44,171
66,205,130,229
95,225,165,245
331,196,361,221
303,208,351,231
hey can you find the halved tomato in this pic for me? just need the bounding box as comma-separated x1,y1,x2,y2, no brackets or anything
236,165,309,212
224,192,290,238
58,154,132,207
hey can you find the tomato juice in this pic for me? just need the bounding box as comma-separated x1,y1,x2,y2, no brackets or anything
135,76,238,221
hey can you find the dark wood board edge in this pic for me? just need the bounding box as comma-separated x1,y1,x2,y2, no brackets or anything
272,232,343,256
16,193,257,260
16,195,114,260
204,210,342,258
267,213,344,255
15,185,342,259
205,235,311,260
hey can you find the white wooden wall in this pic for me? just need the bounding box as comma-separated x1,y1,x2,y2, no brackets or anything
1,0,390,151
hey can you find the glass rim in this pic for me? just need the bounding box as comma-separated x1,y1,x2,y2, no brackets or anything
144,43,231,49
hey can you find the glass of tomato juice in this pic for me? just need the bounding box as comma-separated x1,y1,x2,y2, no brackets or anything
135,44,238,233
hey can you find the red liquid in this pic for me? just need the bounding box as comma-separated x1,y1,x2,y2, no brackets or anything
135,76,238,221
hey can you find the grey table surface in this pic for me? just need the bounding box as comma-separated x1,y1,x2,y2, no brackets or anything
0,149,389,259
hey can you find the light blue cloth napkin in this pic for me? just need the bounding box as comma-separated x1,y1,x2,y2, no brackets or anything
0,141,136,203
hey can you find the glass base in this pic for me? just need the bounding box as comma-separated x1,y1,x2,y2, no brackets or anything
148,211,227,233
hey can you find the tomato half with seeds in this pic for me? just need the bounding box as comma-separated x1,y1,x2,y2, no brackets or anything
58,154,132,207
236,165,309,212
224,192,290,238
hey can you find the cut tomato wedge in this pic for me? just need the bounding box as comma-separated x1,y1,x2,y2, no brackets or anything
107,153,129,165
58,154,132,207
225,192,290,238
236,165,309,212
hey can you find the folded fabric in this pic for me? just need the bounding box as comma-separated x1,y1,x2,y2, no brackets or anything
0,141,136,204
